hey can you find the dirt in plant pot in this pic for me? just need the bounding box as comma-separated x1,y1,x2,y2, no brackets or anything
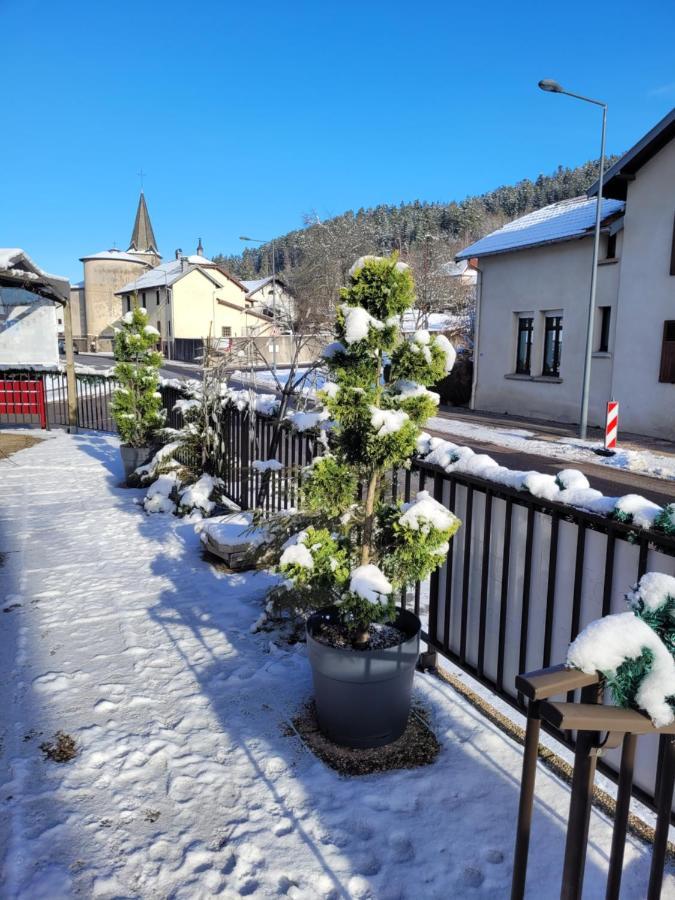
39,731,78,763
290,701,440,775
312,621,405,651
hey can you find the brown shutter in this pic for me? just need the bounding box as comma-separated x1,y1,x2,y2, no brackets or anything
659,321,675,382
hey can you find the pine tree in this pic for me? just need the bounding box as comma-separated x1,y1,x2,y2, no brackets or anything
111,305,165,447
275,255,461,646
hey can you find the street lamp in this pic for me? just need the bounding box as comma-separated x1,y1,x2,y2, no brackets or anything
538,79,607,441
240,234,278,376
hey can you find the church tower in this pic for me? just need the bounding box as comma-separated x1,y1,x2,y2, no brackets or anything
127,192,161,266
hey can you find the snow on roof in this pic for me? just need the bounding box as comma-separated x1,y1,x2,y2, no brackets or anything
116,256,218,294
241,277,274,294
456,196,625,260
0,248,69,301
437,259,476,278
80,249,153,264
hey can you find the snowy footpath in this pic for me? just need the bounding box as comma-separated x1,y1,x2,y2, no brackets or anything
0,431,671,899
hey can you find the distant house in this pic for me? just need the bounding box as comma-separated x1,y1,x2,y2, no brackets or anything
436,257,479,287
0,249,69,368
117,250,268,362
457,106,675,439
240,277,296,325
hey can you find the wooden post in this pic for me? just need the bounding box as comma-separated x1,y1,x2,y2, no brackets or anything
61,297,78,431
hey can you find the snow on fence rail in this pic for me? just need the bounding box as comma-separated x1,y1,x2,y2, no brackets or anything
212,401,675,815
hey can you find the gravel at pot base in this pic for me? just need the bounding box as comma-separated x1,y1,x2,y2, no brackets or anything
291,702,440,775
313,621,405,650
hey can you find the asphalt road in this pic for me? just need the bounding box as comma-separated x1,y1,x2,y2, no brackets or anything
71,353,675,504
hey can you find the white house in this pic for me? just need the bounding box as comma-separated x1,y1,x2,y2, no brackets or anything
240,276,296,326
0,249,69,368
457,106,675,440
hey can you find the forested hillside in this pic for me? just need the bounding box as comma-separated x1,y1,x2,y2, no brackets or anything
215,156,617,323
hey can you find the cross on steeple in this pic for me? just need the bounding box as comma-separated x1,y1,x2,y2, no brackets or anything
137,168,146,191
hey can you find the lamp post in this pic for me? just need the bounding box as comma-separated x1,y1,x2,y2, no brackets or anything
240,235,278,376
538,79,607,441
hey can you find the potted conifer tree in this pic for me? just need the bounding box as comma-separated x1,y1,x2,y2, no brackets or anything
111,305,165,480
276,255,461,747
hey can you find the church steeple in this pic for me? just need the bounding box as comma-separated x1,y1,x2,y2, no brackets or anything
128,192,159,255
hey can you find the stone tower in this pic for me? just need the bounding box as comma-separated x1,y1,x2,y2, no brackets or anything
77,193,161,348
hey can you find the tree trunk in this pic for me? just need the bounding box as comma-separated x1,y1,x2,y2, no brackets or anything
360,471,379,566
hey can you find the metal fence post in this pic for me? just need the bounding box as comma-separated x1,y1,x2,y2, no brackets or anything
511,699,541,900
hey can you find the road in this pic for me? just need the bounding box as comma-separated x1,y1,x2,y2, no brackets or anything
426,421,675,507
72,354,675,505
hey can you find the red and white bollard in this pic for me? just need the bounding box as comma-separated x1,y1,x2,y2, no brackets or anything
595,400,619,456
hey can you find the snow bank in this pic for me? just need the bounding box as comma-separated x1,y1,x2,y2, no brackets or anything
567,611,675,727
349,564,392,605
179,473,219,516
144,472,181,514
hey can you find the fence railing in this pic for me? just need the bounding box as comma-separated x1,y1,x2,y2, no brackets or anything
0,370,117,432
211,402,675,819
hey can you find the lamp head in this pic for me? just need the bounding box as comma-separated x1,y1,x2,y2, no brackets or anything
538,79,564,93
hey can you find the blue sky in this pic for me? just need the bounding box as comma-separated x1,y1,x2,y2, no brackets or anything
2,0,675,281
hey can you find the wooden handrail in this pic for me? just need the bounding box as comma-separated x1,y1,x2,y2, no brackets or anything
541,701,675,736
515,663,600,701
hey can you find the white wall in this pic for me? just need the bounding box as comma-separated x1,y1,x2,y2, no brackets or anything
474,236,619,427
612,140,675,438
0,288,59,367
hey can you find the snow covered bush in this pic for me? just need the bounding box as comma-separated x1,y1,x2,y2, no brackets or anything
567,572,675,727
268,255,461,645
112,306,165,447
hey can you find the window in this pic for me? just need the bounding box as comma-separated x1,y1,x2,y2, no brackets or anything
141,291,146,307
515,317,533,374
156,320,161,337
125,297,131,313
168,320,171,337
221,326,232,338
598,306,611,353
606,232,617,260
542,315,563,377
670,212,675,276
57,317,63,326
167,289,171,305
659,321,675,382
156,290,160,307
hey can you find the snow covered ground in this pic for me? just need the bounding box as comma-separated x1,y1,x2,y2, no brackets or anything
428,415,675,484
0,431,672,899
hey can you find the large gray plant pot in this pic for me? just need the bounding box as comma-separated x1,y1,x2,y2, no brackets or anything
119,444,151,480
306,607,421,749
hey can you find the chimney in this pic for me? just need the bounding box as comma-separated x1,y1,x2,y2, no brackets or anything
197,237,204,257
180,255,189,272
175,248,183,260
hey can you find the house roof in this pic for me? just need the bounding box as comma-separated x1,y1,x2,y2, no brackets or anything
128,191,159,254
588,106,675,200
116,257,247,295
240,276,289,297
80,249,152,264
0,248,69,303
456,196,625,260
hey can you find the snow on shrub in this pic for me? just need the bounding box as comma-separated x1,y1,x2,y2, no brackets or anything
144,472,181,514
567,572,675,727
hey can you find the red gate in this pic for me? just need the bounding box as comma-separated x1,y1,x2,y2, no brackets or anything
0,379,47,429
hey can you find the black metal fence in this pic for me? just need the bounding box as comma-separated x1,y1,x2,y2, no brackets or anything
211,402,675,815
